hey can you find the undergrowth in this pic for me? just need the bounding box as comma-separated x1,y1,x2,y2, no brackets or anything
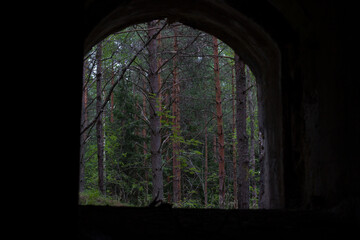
79,190,131,207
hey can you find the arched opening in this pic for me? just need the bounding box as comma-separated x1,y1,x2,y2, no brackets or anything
73,1,360,238
80,20,263,209
81,0,283,209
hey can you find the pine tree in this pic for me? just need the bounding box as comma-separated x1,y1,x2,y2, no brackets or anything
79,59,88,193
172,24,181,204
148,20,164,201
247,66,257,208
231,67,238,208
204,113,208,207
235,53,249,209
79,21,260,208
213,36,225,208
96,42,105,195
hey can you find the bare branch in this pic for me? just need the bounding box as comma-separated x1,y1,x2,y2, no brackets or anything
80,22,168,136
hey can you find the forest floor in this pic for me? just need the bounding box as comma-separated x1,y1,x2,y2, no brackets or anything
79,191,129,207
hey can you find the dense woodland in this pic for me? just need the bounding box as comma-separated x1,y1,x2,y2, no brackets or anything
79,19,261,209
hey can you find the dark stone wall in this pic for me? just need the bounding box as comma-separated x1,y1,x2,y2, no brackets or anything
274,1,360,209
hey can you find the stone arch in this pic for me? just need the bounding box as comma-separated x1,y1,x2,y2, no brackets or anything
84,0,284,208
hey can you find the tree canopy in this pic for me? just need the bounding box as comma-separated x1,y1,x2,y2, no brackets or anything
79,20,260,209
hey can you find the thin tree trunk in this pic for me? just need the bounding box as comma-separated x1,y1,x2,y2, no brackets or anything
163,73,172,203
213,36,225,209
213,134,217,163
148,20,163,201
142,76,149,203
232,67,238,208
247,66,257,208
157,31,162,123
80,22,166,136
96,42,105,195
79,59,88,193
204,113,208,207
258,130,265,208
172,25,181,204
102,97,107,191
110,60,114,123
235,53,249,209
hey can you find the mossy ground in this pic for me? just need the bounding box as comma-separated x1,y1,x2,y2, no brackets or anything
79,190,132,207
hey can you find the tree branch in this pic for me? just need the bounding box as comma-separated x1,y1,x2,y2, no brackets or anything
80,22,168,136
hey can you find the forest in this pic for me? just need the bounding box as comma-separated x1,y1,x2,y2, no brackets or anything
79,19,262,209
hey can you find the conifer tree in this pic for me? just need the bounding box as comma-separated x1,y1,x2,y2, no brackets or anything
213,36,225,208
96,42,105,195
235,53,249,209
148,20,163,201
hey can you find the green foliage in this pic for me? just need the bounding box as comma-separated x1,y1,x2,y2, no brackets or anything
79,189,128,206
177,198,202,208
81,21,260,209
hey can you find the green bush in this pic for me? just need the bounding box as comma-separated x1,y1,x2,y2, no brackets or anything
79,190,127,206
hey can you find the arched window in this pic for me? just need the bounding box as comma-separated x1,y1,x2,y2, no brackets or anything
79,0,282,209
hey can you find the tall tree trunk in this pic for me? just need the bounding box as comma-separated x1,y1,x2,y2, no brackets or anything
110,60,115,123
148,20,163,201
213,36,225,208
165,102,172,203
157,31,163,123
258,131,265,208
204,113,208,207
96,42,105,195
247,66,257,208
142,76,149,203
79,59,88,192
172,25,181,204
235,54,249,209
213,134,217,163
232,67,238,208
